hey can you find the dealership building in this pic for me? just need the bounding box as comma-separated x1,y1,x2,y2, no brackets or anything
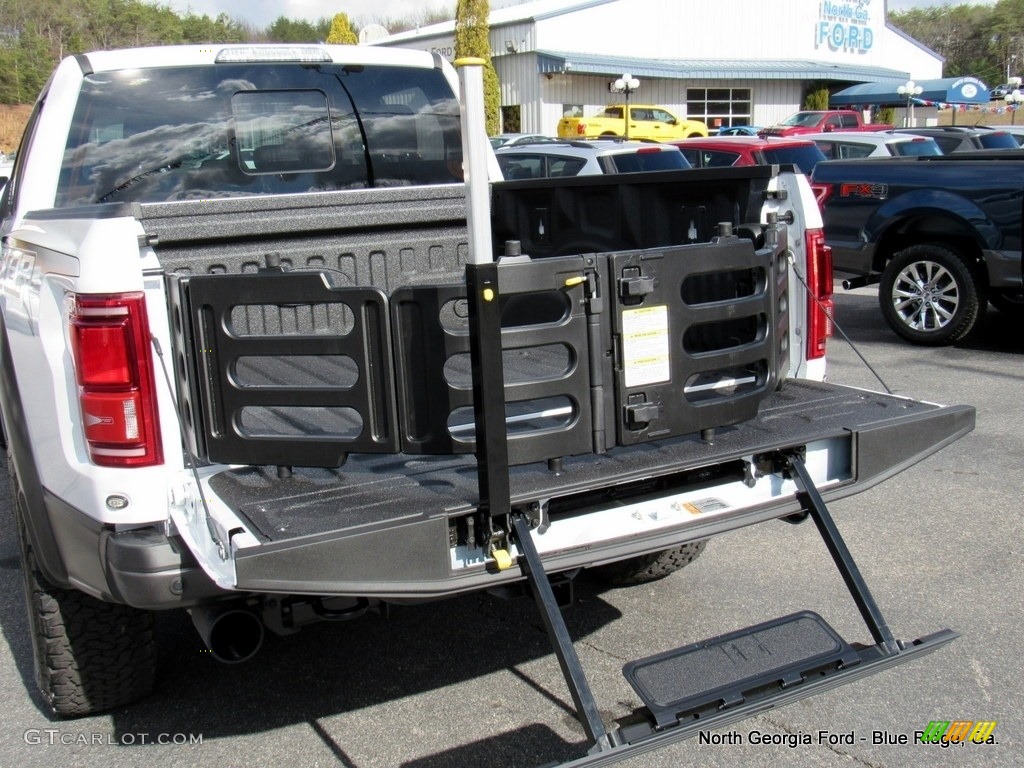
373,0,948,134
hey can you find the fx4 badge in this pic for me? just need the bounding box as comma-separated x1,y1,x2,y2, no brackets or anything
839,182,889,200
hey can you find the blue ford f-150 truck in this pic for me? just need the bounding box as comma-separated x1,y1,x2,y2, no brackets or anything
811,150,1024,344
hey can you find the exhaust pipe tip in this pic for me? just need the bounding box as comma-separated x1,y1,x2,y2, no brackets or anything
190,604,265,664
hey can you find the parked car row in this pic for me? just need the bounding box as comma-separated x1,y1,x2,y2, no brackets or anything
489,124,1023,182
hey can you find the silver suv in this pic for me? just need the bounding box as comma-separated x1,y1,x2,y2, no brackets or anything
495,139,690,179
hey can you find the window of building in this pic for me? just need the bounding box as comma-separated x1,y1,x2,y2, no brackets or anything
686,88,752,131
500,105,522,133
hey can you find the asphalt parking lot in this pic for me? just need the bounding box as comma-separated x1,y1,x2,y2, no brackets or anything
0,283,1019,768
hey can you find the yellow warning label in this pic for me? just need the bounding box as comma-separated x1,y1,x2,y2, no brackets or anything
622,305,670,388
678,498,729,515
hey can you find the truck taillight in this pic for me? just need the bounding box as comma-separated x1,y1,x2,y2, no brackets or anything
805,228,833,360
70,293,163,467
576,123,586,135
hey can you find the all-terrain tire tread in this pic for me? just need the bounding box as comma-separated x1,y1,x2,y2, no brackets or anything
592,541,707,586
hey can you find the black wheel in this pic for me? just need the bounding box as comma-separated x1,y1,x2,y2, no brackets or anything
988,287,1024,317
878,243,982,345
591,541,707,587
9,453,156,716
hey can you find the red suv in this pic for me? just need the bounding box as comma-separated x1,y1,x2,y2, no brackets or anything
670,135,826,176
671,135,829,206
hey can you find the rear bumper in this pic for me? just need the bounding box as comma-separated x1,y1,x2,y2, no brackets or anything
33,488,230,609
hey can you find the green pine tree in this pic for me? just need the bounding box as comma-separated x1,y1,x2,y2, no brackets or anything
326,13,358,44
453,0,500,135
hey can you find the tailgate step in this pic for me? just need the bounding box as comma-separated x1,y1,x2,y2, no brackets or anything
623,611,860,728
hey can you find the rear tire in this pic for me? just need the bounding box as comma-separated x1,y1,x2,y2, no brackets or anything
591,541,707,586
878,243,982,345
23,567,157,716
9,452,156,716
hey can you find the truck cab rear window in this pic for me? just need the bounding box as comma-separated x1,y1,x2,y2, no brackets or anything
56,63,463,207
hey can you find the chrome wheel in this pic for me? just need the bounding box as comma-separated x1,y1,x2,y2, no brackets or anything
890,259,960,332
879,243,981,345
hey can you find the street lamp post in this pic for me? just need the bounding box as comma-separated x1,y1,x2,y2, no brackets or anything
1005,88,1024,125
611,73,640,139
896,80,923,128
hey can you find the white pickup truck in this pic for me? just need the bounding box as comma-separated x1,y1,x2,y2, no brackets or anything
0,44,973,764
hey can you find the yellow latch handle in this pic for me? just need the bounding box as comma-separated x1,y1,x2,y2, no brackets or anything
492,548,514,571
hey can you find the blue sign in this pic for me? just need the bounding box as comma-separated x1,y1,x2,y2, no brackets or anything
816,0,876,53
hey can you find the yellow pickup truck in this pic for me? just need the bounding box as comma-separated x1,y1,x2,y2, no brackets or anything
557,104,708,141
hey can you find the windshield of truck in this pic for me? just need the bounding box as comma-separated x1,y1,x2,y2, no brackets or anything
760,144,828,175
55,62,463,207
779,112,824,127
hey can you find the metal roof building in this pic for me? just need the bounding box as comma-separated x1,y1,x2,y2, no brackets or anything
374,0,944,135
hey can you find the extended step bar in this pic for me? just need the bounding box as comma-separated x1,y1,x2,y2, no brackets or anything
509,452,958,767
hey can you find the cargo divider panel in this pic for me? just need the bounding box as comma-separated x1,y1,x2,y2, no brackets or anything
391,253,606,464
172,271,399,467
610,237,784,445
170,238,785,468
